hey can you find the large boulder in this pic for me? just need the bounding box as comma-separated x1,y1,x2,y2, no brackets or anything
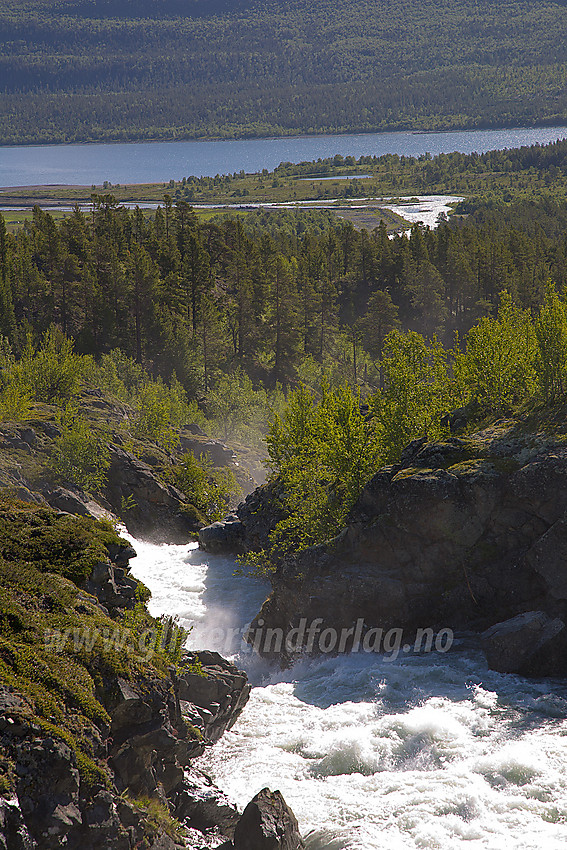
199,479,287,556
481,611,567,676
15,737,82,849
177,651,251,744
44,486,112,521
199,516,245,554
233,789,303,850
174,769,239,836
104,445,202,542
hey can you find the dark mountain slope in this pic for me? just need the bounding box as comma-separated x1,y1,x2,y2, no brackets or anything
2,0,567,143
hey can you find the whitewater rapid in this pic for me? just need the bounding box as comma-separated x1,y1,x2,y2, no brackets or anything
127,536,567,850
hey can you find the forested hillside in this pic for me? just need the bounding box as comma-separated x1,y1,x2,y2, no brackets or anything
3,142,567,570
1,186,567,398
2,0,567,143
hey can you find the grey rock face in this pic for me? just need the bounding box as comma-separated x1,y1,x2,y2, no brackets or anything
45,486,110,520
0,798,36,850
0,644,254,850
15,737,82,849
481,611,567,676
178,651,251,744
247,431,567,674
198,516,244,553
233,788,304,850
175,769,239,835
104,445,200,542
199,480,286,556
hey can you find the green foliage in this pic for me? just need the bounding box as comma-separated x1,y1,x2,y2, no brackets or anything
252,282,567,567
5,185,567,418
0,380,32,422
0,336,14,374
206,370,277,445
50,408,111,493
133,380,184,450
122,599,189,667
129,795,184,841
182,655,205,677
454,293,536,413
154,615,189,667
13,327,85,404
4,0,567,144
254,382,382,569
86,349,148,402
374,330,452,461
534,283,567,402
173,451,242,522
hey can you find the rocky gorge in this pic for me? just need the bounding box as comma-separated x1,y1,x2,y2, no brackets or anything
5,390,567,848
200,418,567,678
0,497,304,849
0,389,304,849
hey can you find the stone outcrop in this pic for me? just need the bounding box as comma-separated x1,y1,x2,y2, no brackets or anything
199,514,245,553
178,651,251,744
0,642,254,849
0,797,35,850
246,428,567,673
199,480,285,554
481,611,567,676
0,520,289,850
84,540,139,613
233,788,304,850
0,393,256,543
104,444,202,542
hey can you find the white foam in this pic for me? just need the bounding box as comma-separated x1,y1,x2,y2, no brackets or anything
127,537,567,848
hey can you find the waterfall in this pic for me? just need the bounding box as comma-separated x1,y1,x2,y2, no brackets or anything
127,535,567,850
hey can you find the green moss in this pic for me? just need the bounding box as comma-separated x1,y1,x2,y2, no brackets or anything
0,498,128,584
0,497,184,793
184,723,203,740
177,502,207,526
392,466,436,481
446,459,485,475
490,457,521,474
35,719,111,790
447,456,520,476
129,796,185,841
0,757,15,797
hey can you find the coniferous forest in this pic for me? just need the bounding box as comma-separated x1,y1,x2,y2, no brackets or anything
2,190,567,397
6,2,567,846
3,0,567,143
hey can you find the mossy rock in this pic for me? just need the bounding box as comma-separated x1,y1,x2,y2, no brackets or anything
0,495,127,584
392,466,436,481
0,497,181,791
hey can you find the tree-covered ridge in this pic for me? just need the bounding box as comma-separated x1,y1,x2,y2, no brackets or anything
3,0,567,143
247,286,567,572
2,193,567,403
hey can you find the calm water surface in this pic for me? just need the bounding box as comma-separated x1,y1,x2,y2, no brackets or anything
1,126,567,187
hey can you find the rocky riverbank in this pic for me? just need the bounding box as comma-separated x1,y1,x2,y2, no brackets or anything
0,495,303,849
202,419,567,676
0,387,256,543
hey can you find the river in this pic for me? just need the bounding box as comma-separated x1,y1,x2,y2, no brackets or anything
127,536,567,850
2,126,567,188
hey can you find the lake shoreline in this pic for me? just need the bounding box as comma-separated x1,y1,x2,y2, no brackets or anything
3,125,567,190
2,118,567,150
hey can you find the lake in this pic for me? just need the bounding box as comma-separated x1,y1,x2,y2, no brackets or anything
1,125,567,188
